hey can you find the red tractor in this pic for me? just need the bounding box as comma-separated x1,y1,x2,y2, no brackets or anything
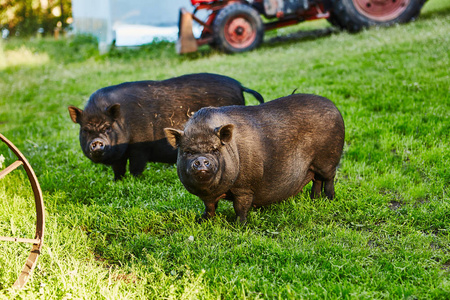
177,0,426,53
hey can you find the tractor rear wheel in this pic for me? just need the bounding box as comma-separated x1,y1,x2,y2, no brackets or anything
212,3,264,53
329,0,426,32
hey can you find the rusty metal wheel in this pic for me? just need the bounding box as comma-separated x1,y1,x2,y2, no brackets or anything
328,0,426,32
224,15,257,50
212,3,264,53
353,0,411,21
0,133,45,289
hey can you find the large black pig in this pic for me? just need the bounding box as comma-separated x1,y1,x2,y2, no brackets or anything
164,93,345,223
68,73,264,180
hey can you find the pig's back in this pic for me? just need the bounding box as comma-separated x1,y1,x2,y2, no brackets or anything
114,73,246,109
224,93,341,127
158,73,246,107
86,74,246,123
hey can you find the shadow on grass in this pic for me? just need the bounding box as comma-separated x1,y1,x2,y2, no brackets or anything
177,27,338,60
261,27,338,50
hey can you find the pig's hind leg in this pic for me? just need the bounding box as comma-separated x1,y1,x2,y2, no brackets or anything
323,178,335,200
311,173,336,200
322,166,337,200
310,163,337,199
310,177,323,199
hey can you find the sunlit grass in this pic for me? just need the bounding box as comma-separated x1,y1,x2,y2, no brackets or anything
0,41,49,70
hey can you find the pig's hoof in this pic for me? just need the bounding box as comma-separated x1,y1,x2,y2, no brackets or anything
197,213,212,224
235,217,247,226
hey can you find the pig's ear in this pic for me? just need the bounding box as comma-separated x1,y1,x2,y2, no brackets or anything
106,104,121,120
215,124,234,145
68,106,83,124
164,128,184,149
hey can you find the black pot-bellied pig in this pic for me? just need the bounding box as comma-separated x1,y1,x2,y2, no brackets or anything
164,93,344,223
68,73,264,180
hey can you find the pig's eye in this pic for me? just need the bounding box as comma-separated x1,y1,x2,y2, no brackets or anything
104,126,112,134
183,150,195,156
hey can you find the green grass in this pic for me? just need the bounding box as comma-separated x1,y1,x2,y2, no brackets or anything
1,0,449,298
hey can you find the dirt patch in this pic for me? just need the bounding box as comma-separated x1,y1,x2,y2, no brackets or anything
110,272,138,284
267,28,336,45
441,260,450,272
389,200,404,211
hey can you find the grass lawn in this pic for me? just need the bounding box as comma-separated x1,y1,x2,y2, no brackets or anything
0,0,449,298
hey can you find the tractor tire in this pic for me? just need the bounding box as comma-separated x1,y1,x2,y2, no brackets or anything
328,0,427,32
212,3,264,53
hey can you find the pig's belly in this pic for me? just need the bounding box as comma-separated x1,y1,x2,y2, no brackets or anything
249,158,314,206
251,176,312,207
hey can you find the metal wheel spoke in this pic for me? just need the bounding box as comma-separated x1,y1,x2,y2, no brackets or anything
0,133,45,289
0,160,23,180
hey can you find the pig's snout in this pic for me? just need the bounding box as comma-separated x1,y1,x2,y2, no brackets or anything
191,157,211,172
89,139,105,152
190,156,215,182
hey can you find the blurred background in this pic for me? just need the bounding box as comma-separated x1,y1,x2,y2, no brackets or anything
1,0,199,52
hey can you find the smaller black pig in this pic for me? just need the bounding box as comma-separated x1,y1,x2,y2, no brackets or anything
164,93,345,223
68,73,263,180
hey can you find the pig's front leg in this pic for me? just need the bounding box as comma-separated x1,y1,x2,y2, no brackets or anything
202,201,218,220
112,157,127,180
129,152,148,177
200,194,226,221
232,192,254,224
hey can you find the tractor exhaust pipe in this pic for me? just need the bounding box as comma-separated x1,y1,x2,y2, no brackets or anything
176,8,198,54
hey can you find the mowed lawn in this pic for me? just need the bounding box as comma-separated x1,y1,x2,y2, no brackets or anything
0,0,449,298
